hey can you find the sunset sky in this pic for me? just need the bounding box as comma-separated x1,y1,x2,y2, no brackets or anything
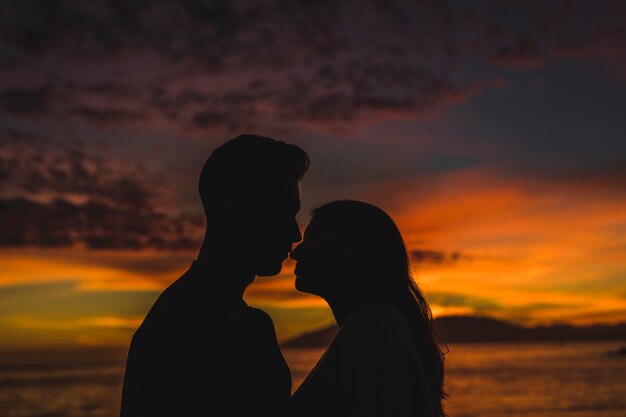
1,0,625,348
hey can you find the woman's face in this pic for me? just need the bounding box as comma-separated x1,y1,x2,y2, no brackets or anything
289,216,349,298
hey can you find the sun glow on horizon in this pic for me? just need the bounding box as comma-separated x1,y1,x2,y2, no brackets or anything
2,168,626,347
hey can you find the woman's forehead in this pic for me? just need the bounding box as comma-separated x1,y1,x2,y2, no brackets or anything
304,216,338,238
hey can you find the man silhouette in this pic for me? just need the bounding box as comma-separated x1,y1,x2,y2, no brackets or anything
120,134,309,417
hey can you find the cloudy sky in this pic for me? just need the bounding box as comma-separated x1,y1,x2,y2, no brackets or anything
1,0,625,347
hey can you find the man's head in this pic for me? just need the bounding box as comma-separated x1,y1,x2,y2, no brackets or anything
199,134,309,276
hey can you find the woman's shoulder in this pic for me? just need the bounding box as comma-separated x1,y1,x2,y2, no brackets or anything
339,304,410,341
332,304,421,369
345,303,406,326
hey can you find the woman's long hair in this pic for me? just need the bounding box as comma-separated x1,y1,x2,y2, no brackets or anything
311,200,447,417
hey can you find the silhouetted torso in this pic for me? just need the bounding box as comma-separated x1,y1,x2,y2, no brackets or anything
120,260,291,417
290,304,434,417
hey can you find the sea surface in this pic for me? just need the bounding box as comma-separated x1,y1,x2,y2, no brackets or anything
1,340,626,417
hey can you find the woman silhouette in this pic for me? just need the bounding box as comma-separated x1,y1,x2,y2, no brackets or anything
289,200,447,417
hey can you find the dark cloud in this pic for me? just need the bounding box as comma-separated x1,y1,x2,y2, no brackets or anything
0,84,53,116
0,0,469,133
0,131,204,250
427,292,501,312
0,138,149,206
551,25,626,64
1,0,622,134
410,249,467,265
489,36,544,69
0,81,148,125
68,105,147,124
0,196,202,250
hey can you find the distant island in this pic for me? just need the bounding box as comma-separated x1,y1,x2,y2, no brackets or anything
281,315,626,348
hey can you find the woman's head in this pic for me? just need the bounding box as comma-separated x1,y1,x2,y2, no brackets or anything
290,200,409,301
290,199,447,417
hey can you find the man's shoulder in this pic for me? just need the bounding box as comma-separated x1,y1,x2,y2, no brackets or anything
141,279,190,319
130,266,201,332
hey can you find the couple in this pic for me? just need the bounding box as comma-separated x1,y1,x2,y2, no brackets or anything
119,134,447,417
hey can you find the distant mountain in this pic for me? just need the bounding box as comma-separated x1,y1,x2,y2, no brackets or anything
435,316,528,343
281,315,626,348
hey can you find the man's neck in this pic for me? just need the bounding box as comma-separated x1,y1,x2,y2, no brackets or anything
194,247,256,297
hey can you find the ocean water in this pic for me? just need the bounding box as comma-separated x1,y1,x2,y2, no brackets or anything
0,347,127,417
1,340,626,417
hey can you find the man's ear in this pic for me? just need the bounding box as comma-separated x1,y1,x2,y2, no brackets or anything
215,194,249,219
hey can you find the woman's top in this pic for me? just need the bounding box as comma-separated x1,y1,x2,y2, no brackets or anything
290,303,435,417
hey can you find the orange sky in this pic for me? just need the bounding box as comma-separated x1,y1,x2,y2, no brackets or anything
2,166,626,348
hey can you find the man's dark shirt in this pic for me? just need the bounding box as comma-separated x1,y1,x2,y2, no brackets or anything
120,261,292,417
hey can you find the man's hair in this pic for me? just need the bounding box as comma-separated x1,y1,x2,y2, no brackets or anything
199,134,310,215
